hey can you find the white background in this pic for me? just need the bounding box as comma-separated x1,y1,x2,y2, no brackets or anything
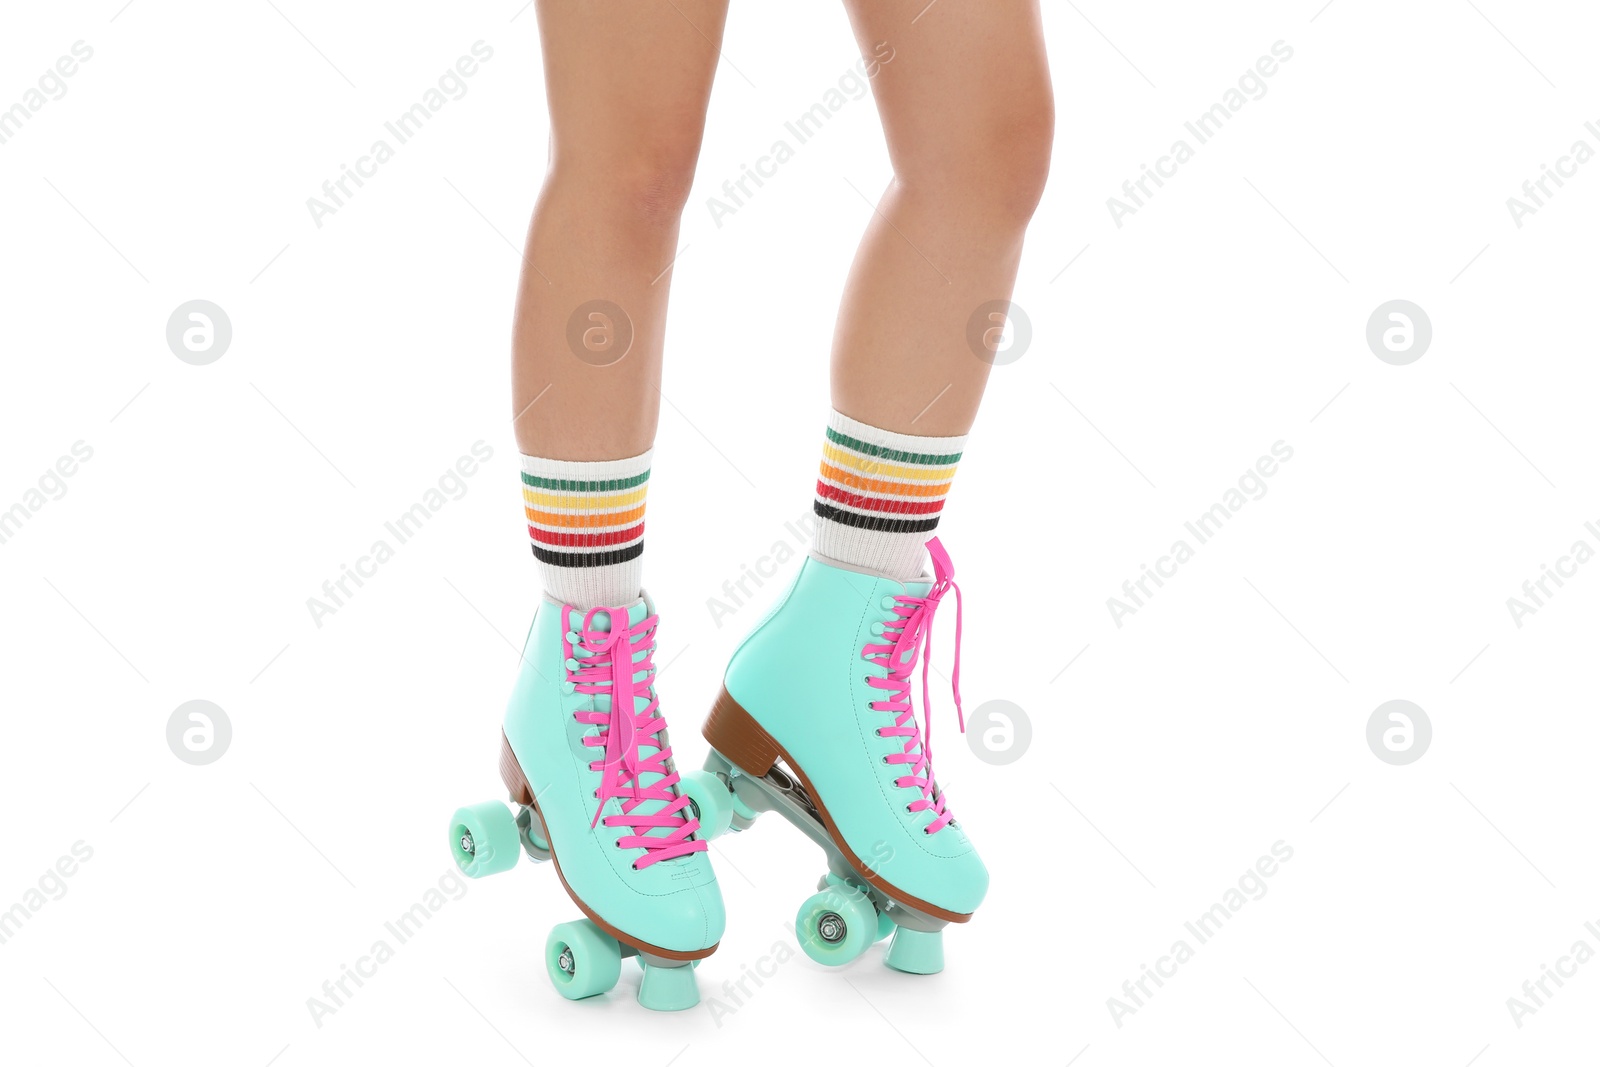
2,1,1598,1064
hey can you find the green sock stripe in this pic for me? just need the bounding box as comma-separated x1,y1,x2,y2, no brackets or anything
824,425,962,466
521,469,651,492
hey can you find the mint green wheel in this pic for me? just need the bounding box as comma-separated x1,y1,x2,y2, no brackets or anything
545,920,622,1000
819,870,896,940
448,801,520,878
819,872,893,941
679,770,733,840
796,885,877,966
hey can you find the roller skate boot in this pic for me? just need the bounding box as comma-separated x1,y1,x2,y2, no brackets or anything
691,537,986,974
447,594,727,1010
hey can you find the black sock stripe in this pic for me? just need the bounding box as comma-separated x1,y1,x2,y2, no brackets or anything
531,541,645,568
813,500,941,535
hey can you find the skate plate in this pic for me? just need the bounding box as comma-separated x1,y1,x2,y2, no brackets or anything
700,749,950,970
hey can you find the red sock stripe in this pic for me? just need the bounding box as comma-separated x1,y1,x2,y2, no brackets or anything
528,521,646,549
815,480,947,516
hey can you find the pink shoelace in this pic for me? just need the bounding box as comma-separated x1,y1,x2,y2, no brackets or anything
564,605,706,870
863,537,966,835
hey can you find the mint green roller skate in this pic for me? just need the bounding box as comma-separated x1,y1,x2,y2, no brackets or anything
688,537,986,974
448,594,725,1011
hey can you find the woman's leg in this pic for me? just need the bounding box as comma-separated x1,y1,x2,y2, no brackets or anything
513,0,728,608
810,0,1053,578
834,0,1053,436
695,3,1054,972
463,6,734,1004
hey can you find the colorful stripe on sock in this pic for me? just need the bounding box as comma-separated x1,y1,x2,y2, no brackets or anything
813,421,962,534
522,463,649,568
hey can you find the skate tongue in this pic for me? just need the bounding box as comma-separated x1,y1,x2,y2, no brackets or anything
872,538,966,836
892,562,964,742
568,603,696,852
624,738,677,842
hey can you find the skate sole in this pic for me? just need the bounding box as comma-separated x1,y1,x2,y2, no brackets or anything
702,688,972,925
499,732,719,963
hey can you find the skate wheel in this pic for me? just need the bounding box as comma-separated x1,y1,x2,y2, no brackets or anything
545,920,622,1000
680,770,734,840
817,874,895,942
795,885,877,967
448,801,521,878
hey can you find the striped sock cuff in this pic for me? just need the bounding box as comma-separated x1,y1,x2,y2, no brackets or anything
812,410,966,579
521,449,651,607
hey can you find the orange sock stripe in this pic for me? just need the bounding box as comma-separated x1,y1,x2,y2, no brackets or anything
817,461,954,500
524,502,647,530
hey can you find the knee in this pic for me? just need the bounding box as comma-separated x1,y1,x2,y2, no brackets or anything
897,87,1054,228
615,145,701,228
552,131,704,231
987,92,1055,223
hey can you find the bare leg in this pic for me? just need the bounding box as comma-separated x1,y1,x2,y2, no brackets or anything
513,0,730,460
834,0,1053,437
